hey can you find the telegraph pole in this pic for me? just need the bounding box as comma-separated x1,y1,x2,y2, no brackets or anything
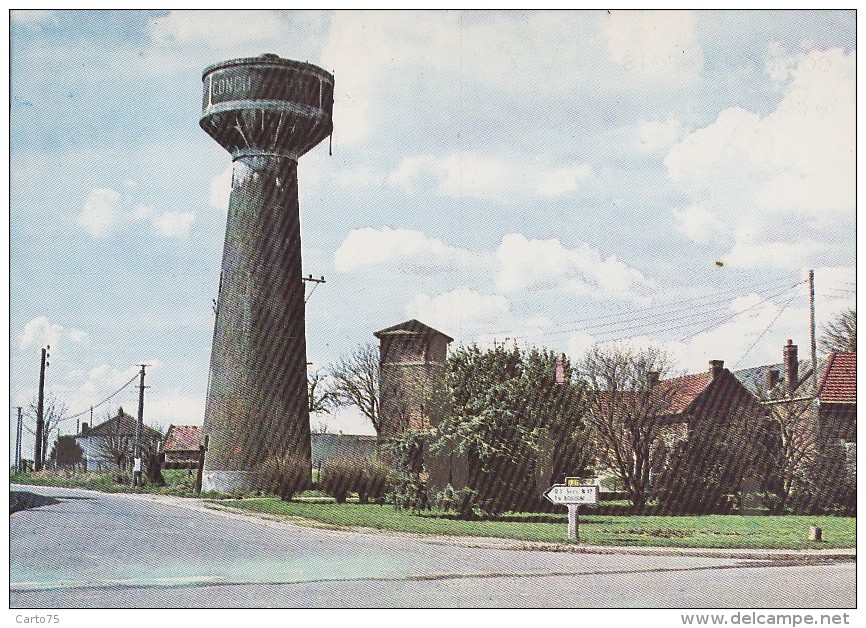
302,274,326,303
809,270,818,392
34,346,49,471
15,407,22,472
133,364,146,487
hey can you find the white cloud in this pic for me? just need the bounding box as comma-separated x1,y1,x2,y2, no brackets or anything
149,10,288,48
20,316,65,351
153,211,196,239
19,317,89,352
68,328,89,343
672,204,723,243
78,186,196,239
209,166,233,214
406,288,509,336
635,119,686,152
406,287,554,349
389,153,592,202
333,227,483,274
495,233,655,301
144,389,206,426
11,10,56,26
603,10,703,84
665,47,855,269
77,188,121,238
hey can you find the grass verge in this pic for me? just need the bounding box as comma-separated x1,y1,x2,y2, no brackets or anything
214,498,856,550
10,469,200,497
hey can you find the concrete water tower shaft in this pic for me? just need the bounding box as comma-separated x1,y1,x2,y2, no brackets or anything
199,54,334,493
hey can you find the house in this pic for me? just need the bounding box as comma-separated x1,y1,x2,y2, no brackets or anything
161,424,202,469
657,359,766,429
592,359,766,513
76,408,162,471
816,351,856,446
815,352,856,508
736,340,855,512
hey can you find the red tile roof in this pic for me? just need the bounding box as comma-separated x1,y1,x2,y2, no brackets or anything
162,425,202,452
817,352,856,404
657,372,712,415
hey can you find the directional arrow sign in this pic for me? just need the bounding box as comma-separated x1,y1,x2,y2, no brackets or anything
544,484,598,505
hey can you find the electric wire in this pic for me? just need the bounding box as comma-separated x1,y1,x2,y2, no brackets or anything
66,372,141,421
733,290,801,368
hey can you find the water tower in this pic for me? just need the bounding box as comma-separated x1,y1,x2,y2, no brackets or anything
199,54,334,493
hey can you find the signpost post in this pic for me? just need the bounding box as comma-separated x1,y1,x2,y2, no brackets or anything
544,477,598,541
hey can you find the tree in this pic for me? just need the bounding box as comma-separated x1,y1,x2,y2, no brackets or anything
580,343,677,510
328,343,381,435
819,308,856,354
308,369,338,416
431,344,591,517
25,395,69,468
50,435,83,469
760,397,820,513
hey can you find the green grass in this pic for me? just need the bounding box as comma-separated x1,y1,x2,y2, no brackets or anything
10,469,201,497
213,498,856,550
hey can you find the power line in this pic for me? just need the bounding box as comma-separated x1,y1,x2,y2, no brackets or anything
733,290,800,368
66,372,141,421
678,281,805,343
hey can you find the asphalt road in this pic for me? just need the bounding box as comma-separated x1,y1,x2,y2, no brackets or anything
10,484,855,608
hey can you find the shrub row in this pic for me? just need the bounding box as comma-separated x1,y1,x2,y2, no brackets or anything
318,457,391,503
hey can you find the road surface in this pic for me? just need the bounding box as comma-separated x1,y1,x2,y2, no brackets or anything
10,484,855,608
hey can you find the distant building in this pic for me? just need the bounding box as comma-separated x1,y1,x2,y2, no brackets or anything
816,351,856,447
374,319,453,439
310,433,378,470
373,319,467,491
161,424,202,469
815,352,856,498
76,408,162,471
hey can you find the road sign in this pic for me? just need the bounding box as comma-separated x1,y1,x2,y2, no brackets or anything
544,484,598,505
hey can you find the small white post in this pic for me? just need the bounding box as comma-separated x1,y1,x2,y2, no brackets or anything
567,504,580,541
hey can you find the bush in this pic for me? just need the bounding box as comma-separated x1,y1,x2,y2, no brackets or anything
384,430,429,513
319,457,363,503
319,457,392,504
357,460,391,504
255,453,310,501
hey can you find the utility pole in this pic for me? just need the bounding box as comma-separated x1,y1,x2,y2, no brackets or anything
34,346,49,471
809,270,818,392
133,364,147,487
302,274,326,303
15,407,22,473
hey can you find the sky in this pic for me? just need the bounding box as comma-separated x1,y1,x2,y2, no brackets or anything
8,10,856,456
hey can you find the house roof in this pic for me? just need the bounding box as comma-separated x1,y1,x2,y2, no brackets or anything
593,367,757,420
373,319,454,343
733,357,827,398
80,410,161,439
817,352,856,404
657,372,712,415
162,424,202,452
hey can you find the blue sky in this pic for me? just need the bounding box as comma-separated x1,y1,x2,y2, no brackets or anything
9,10,856,450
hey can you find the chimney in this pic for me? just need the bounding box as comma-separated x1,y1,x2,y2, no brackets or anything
767,369,780,390
647,371,660,387
81,422,89,435
783,339,798,397
709,360,724,380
